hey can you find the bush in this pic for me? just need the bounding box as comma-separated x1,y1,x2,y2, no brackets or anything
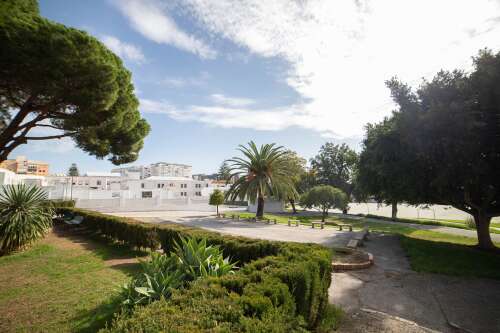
58,208,334,331
465,216,476,229
0,185,54,255
121,237,237,308
46,199,75,209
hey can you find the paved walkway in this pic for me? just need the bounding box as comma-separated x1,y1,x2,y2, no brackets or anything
113,211,354,248
109,211,500,333
337,214,500,242
331,233,500,333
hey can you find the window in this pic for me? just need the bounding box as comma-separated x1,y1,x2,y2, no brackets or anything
180,192,188,197
97,180,102,186
141,183,145,188
180,183,187,189
142,191,152,198
170,183,174,187
157,184,161,188
195,191,202,196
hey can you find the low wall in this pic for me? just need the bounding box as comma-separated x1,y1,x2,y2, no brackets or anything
75,197,214,212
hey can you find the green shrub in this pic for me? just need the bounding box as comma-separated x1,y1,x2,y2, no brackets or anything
121,238,237,308
59,208,334,331
46,199,75,209
465,217,476,229
0,185,54,255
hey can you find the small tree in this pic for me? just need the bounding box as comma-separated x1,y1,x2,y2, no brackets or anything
310,143,358,213
209,189,225,216
67,163,79,177
300,185,348,222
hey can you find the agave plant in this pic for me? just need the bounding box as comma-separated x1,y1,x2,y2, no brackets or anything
0,184,54,255
172,236,236,280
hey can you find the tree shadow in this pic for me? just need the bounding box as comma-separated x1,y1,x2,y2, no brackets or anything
71,295,124,333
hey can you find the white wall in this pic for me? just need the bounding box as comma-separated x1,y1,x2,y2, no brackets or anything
248,199,285,213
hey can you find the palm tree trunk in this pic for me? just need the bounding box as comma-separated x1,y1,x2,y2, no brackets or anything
256,195,265,218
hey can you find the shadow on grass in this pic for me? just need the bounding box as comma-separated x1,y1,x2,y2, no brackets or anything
52,224,148,274
72,295,124,333
400,235,500,280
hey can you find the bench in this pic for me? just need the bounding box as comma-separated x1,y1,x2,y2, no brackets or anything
338,224,353,232
311,221,324,229
288,219,300,227
265,218,277,225
347,239,359,248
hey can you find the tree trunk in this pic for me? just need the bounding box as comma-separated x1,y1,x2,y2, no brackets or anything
290,199,297,214
256,196,265,218
342,208,348,214
474,214,495,250
322,209,326,222
391,201,398,221
216,205,219,217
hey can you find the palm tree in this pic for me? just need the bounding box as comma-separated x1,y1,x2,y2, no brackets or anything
225,141,297,218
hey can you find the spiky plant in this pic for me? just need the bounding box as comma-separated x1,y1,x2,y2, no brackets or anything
225,141,298,217
0,185,54,255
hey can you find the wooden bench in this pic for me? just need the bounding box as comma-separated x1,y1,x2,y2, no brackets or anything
288,219,300,227
347,239,359,248
311,221,325,229
265,218,277,225
338,224,353,232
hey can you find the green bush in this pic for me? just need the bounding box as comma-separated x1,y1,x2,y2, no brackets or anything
0,185,54,255
58,208,334,331
121,237,237,308
46,199,75,209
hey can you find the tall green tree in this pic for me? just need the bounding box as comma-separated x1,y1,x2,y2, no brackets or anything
356,117,417,219
67,163,79,177
277,150,307,214
310,143,358,213
217,161,231,182
0,0,150,164
300,185,348,222
374,49,500,250
225,141,297,218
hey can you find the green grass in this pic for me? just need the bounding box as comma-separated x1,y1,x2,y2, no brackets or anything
234,211,500,280
356,213,500,234
0,230,145,333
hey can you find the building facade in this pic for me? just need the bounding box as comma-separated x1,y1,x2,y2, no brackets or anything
0,156,49,176
150,163,192,178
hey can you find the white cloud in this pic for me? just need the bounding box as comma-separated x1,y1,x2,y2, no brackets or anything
210,94,255,107
111,0,216,59
161,71,210,88
101,35,146,64
168,0,500,138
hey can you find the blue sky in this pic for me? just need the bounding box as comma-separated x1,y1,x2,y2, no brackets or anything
14,0,500,174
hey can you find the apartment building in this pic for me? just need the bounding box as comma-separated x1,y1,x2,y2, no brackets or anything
150,162,192,178
0,156,49,176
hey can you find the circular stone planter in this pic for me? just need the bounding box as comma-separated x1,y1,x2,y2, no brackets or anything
331,247,374,271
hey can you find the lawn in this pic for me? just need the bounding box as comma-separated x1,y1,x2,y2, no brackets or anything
232,211,500,280
0,227,145,333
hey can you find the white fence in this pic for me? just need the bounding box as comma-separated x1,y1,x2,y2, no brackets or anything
75,197,214,213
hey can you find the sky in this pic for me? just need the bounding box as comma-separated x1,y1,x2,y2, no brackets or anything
14,0,500,174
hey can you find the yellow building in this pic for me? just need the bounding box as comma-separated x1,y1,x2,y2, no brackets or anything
0,156,49,176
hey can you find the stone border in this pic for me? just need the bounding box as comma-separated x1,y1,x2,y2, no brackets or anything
332,248,374,271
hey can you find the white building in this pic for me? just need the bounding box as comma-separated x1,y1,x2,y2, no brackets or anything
0,168,47,186
124,176,209,199
150,163,192,178
111,165,150,179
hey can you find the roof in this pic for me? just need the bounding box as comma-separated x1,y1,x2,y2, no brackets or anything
84,172,121,177
143,176,194,181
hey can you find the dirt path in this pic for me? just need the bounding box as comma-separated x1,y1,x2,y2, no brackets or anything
331,233,500,333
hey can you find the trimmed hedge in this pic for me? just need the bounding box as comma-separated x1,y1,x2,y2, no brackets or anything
46,199,76,209
57,208,333,332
